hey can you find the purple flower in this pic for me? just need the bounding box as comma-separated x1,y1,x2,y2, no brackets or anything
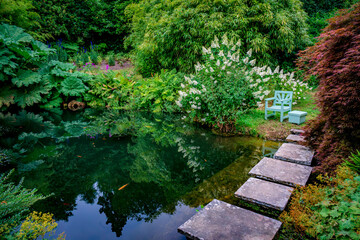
109,131,112,138
106,65,109,71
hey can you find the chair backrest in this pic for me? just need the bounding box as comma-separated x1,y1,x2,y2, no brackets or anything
274,91,293,105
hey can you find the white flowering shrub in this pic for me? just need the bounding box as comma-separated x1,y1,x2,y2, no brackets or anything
176,34,311,131
176,35,256,131
248,65,311,107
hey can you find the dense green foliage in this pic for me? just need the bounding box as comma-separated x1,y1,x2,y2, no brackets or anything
281,165,360,239
32,0,137,51
0,24,90,111
85,69,182,113
0,170,46,237
298,3,360,173
300,0,360,38
0,0,50,41
126,0,310,76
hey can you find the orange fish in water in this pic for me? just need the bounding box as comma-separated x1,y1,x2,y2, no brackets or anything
77,155,82,158
118,183,129,191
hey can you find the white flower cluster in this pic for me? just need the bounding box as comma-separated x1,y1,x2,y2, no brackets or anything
244,61,311,104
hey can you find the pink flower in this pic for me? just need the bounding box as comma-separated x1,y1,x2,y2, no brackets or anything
106,65,109,71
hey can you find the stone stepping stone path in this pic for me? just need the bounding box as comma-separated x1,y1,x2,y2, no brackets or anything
178,130,313,240
178,199,282,240
274,143,314,166
285,134,306,144
290,129,305,135
249,157,313,187
235,177,293,211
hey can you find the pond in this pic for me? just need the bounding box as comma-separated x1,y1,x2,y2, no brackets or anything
0,110,281,240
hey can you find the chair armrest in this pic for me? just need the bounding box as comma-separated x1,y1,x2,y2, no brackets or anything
265,97,275,102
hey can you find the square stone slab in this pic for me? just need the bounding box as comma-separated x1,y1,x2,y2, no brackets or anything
235,178,293,211
249,157,313,187
290,129,305,135
285,134,306,144
274,143,314,166
178,199,282,240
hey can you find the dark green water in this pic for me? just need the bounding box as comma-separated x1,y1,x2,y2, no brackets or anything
0,110,281,239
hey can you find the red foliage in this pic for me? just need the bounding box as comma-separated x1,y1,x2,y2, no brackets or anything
297,3,360,173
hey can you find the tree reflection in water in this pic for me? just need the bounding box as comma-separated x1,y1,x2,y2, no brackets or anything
0,109,281,239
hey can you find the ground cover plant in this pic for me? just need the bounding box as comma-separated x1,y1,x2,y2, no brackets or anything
126,0,310,76
297,2,360,173
280,163,360,239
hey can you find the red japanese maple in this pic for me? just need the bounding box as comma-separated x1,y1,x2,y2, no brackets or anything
297,3,360,173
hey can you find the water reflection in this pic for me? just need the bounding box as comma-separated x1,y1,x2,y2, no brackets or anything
0,110,281,239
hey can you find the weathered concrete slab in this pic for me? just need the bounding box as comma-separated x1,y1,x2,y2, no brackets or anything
290,129,305,135
274,143,314,166
249,157,313,187
178,199,282,240
235,178,293,211
286,134,306,144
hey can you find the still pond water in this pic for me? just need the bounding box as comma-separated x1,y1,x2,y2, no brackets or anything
2,110,281,239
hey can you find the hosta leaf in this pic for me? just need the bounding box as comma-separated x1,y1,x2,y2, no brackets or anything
0,24,33,45
12,70,42,87
61,76,87,96
0,86,15,108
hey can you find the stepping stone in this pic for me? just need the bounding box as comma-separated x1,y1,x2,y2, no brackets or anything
249,157,313,187
274,143,314,166
286,134,306,144
290,129,305,135
178,199,282,240
235,178,293,211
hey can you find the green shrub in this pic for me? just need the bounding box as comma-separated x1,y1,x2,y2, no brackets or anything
131,69,183,113
280,165,360,239
0,169,46,236
126,0,311,76
84,70,133,109
108,55,116,66
32,0,136,51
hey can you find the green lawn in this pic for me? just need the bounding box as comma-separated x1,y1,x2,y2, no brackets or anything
235,90,319,140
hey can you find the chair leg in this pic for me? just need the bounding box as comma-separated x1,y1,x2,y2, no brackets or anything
265,110,267,120
280,111,284,122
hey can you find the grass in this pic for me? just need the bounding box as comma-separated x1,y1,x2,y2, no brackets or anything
235,90,319,140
